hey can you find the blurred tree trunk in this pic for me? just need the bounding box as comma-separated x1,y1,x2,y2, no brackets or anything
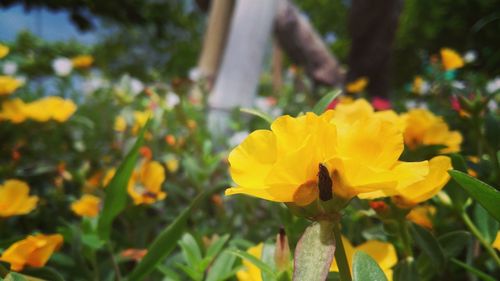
274,0,345,87
347,0,403,97
196,0,234,88
208,0,278,133
272,41,284,94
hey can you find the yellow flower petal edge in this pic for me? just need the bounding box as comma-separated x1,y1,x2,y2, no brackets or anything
0,234,63,271
346,77,369,94
127,161,167,205
0,97,77,123
393,156,452,208
0,44,9,58
0,76,23,96
0,179,38,218
441,48,464,71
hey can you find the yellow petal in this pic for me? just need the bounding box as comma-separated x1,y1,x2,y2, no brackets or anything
71,194,101,218
356,240,397,270
441,48,464,71
0,179,38,217
237,243,263,281
330,236,355,272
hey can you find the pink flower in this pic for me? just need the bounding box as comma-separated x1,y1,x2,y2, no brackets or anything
450,96,461,112
372,97,392,110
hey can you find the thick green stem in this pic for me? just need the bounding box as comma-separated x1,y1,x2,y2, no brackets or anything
461,212,500,266
332,222,352,281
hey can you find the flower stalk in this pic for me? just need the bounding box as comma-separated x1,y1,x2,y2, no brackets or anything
332,222,352,281
461,211,500,266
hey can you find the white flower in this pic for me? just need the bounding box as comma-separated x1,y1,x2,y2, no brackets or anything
486,77,500,94
82,76,106,95
189,67,202,81
2,61,18,75
52,57,73,76
487,99,498,112
165,91,180,109
405,100,428,110
228,131,249,147
463,50,477,63
452,81,466,90
130,78,144,95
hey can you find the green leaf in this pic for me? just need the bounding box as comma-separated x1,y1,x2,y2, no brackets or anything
473,204,499,244
205,234,230,259
21,267,65,281
81,234,105,250
293,221,335,281
352,251,388,281
438,231,471,258
3,273,27,281
98,118,150,240
410,223,446,269
178,233,203,267
205,250,238,281
393,260,420,281
240,108,273,124
230,249,276,279
128,190,209,280
312,89,342,115
449,170,500,221
450,258,496,281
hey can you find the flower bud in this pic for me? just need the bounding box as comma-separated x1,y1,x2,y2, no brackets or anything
274,228,291,272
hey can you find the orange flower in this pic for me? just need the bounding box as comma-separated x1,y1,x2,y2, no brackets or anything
71,55,94,69
0,234,63,271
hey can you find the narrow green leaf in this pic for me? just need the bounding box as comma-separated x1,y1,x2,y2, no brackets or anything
450,258,496,281
205,250,238,281
449,170,500,221
3,273,27,281
128,190,209,280
98,119,151,240
230,249,277,278
178,233,203,267
312,89,342,114
293,221,335,281
438,231,471,258
352,251,388,281
410,224,446,269
473,204,499,244
240,108,273,124
206,234,230,259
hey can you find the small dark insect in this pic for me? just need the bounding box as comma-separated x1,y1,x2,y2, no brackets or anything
143,192,158,199
318,163,333,201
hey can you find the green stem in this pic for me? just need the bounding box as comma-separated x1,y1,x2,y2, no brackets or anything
399,220,414,258
108,243,122,281
332,222,352,281
461,212,500,266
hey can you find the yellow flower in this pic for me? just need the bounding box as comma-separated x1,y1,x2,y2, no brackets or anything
0,76,23,96
441,48,464,71
0,44,9,58
493,232,500,251
166,158,179,173
401,108,462,153
236,243,264,281
0,179,38,217
128,161,167,205
71,55,94,69
102,168,116,187
226,100,437,205
71,194,101,217
406,205,436,229
392,156,452,207
132,111,151,135
0,98,28,123
0,234,63,271
26,97,77,122
330,237,397,281
346,77,368,94
114,116,127,132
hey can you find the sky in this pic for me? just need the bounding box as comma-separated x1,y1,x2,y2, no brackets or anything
0,5,97,44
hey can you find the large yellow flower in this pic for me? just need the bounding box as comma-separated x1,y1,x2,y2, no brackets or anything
0,98,28,123
346,77,368,94
128,161,167,205
236,243,264,281
0,44,9,58
226,99,442,205
0,179,38,218
441,48,464,71
330,237,397,281
0,234,63,271
26,96,77,122
401,108,462,153
71,55,94,69
71,194,101,217
0,76,23,96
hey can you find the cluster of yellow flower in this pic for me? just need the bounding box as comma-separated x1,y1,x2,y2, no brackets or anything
0,96,77,123
226,99,456,212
